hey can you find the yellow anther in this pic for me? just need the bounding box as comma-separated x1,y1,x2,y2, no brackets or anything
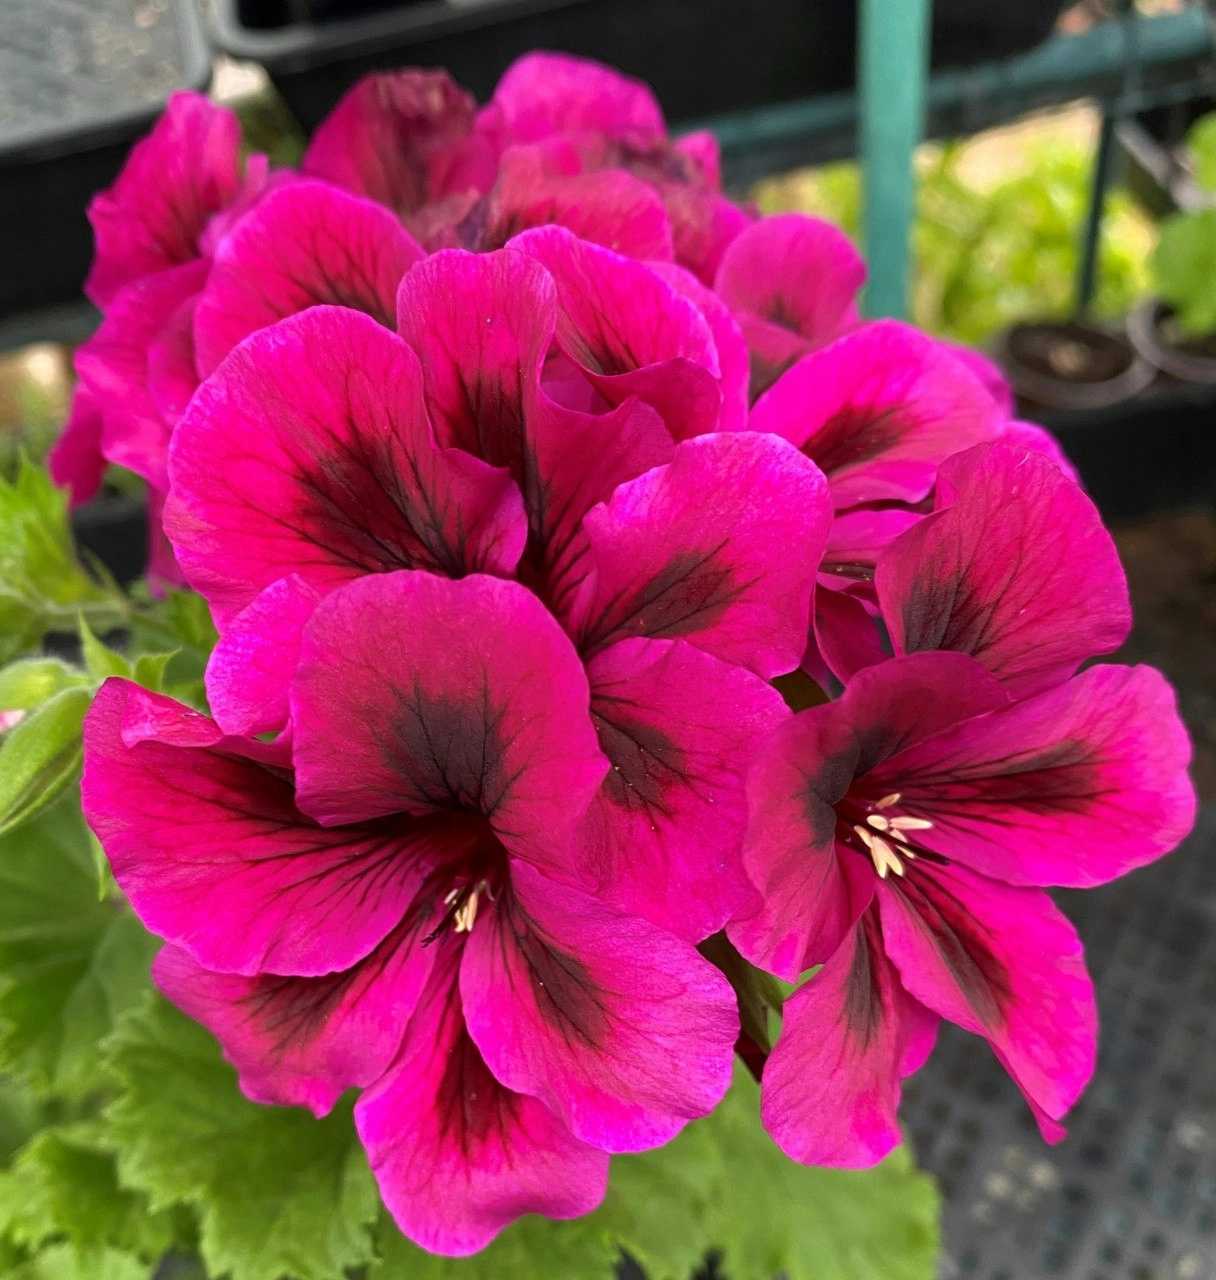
454,891,480,933
874,792,902,810
853,825,906,879
889,816,933,832
866,813,891,832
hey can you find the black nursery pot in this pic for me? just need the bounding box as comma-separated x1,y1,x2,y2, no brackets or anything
71,495,148,589
1126,299,1216,384
993,320,1156,411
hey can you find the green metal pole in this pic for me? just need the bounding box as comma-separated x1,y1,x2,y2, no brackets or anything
859,0,933,319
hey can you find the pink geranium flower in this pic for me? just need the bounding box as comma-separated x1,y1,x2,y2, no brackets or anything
165,241,831,940
730,650,1195,1167
83,571,738,1255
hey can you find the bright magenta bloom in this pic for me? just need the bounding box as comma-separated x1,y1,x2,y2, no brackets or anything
730,650,1194,1166
84,572,739,1254
164,241,829,939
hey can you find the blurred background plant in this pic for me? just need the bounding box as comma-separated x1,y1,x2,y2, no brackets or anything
1152,108,1216,336
755,107,1154,345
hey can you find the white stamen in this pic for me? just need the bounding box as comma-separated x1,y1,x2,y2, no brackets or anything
874,792,902,810
443,887,459,905
889,816,933,832
868,835,906,879
866,813,891,832
454,891,480,933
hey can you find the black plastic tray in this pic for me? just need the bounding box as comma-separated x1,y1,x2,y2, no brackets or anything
0,0,212,318
209,0,1068,134
1035,379,1216,525
904,802,1216,1280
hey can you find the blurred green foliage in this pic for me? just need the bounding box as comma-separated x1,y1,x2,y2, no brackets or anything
1152,110,1216,336
756,125,1152,345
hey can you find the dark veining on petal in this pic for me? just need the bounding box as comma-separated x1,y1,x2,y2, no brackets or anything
804,404,906,480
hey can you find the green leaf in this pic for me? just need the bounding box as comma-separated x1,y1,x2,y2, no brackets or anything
131,651,176,693
372,1070,939,1280
78,620,131,682
160,590,218,654
699,1073,940,1280
1187,111,1216,192
0,1077,45,1165
1153,209,1216,337
0,660,87,713
103,998,379,1280
10,1242,152,1280
0,795,158,1098
0,1125,173,1261
0,462,106,657
0,688,91,839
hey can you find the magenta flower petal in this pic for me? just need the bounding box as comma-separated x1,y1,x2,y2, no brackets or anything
290,572,607,878
526,395,673,621
76,259,209,490
945,341,1015,415
866,662,1196,888
729,652,1007,980
205,575,323,737
85,92,241,307
153,934,434,1116
875,863,1096,1132
579,638,784,941
146,292,201,432
480,148,674,259
509,225,723,439
356,949,608,1257
49,384,106,506
574,433,832,678
395,247,553,473
82,680,433,977
460,860,737,1152
662,186,752,285
811,585,890,686
303,69,496,224
750,321,1003,508
714,214,864,397
194,180,424,376
650,260,750,434
876,442,1130,697
1001,418,1081,483
166,306,526,626
487,52,666,147
760,914,924,1167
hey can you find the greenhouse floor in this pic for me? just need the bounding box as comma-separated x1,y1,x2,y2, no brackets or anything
903,509,1216,1280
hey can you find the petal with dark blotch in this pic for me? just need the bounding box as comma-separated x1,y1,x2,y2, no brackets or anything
877,442,1129,697
876,863,1097,1133
727,704,875,981
508,225,722,440
750,321,1003,508
303,70,497,222
461,861,737,1152
649,260,750,435
291,572,607,876
714,213,864,398
153,926,434,1116
86,92,241,307
194,180,424,376
487,52,666,147
523,392,672,624
356,945,608,1256
396,248,553,474
573,432,832,678
205,575,323,738
166,306,527,627
760,914,923,1167
579,638,785,941
866,662,1196,888
76,260,209,491
82,679,444,978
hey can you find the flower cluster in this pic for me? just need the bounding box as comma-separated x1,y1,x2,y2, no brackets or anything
71,52,1195,1258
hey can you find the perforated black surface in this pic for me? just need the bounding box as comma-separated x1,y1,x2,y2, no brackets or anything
902,806,1216,1280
